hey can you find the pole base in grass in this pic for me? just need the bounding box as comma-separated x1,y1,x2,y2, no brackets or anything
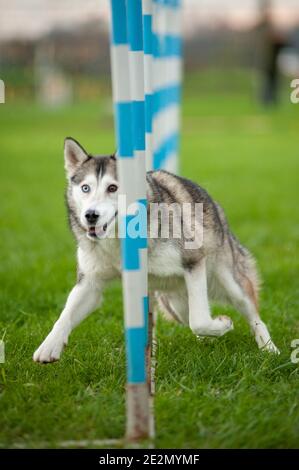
126,383,151,441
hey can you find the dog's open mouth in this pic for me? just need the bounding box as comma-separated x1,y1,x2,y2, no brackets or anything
88,226,97,238
87,212,117,238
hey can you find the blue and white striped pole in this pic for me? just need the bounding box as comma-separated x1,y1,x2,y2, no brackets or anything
142,0,154,171
152,0,182,173
125,0,150,440
110,0,150,440
109,0,182,442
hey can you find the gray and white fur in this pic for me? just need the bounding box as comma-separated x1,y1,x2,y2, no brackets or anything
33,138,279,363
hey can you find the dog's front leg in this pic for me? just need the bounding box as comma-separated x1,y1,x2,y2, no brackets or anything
33,277,103,363
184,258,234,337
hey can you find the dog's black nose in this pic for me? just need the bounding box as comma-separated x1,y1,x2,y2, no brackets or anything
85,209,99,225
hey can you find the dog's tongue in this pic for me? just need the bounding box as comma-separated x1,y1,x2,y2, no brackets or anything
88,226,96,236
88,225,108,238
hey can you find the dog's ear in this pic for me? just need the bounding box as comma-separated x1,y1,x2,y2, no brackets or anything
64,138,88,176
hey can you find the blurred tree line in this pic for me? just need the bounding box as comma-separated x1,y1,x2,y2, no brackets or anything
0,15,298,103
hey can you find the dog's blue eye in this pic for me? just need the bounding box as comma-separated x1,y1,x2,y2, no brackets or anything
81,184,90,193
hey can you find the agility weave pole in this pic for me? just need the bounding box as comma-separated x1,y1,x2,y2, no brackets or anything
110,0,182,442
152,0,182,173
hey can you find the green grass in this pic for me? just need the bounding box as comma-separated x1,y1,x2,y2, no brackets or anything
0,71,299,448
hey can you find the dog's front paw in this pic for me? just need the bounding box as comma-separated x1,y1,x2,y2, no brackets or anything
213,315,234,336
192,315,234,337
33,328,68,363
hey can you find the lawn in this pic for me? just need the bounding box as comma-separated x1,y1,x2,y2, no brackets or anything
0,71,299,448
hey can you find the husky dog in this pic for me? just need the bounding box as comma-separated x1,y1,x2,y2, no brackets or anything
33,138,279,363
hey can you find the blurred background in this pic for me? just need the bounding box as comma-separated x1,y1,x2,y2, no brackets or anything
1,0,299,449
1,0,299,105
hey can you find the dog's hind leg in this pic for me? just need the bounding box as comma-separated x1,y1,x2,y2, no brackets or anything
184,258,234,337
33,276,103,363
215,265,279,353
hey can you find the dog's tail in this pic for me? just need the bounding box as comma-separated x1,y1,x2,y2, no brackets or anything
156,293,183,324
234,244,261,311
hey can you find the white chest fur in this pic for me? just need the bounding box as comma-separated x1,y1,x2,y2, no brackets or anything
78,238,184,289
78,238,121,281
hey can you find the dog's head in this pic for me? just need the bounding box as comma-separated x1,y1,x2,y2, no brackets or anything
64,137,118,240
